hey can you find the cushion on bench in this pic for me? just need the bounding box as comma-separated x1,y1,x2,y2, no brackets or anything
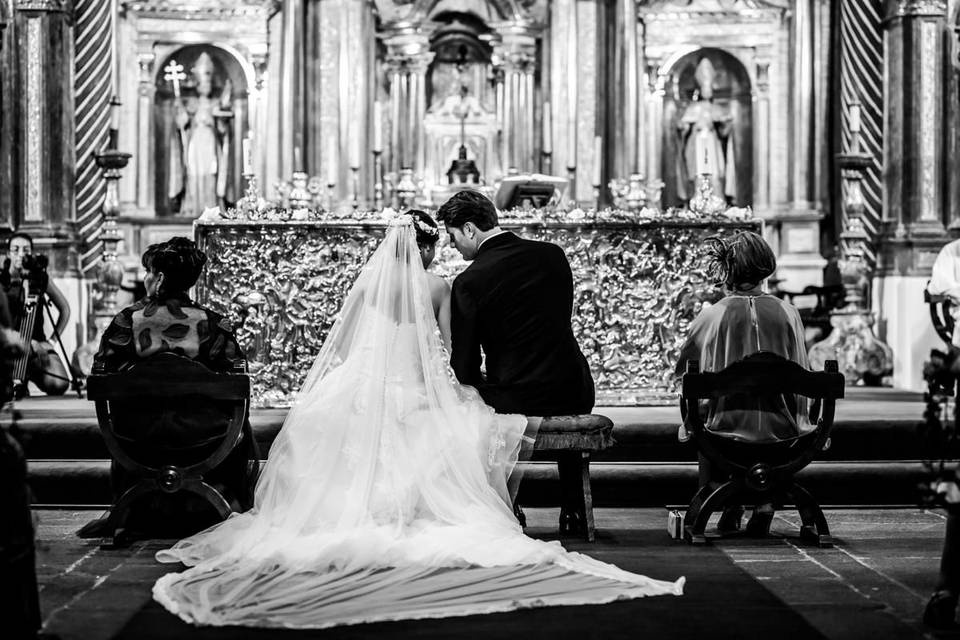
532,414,614,451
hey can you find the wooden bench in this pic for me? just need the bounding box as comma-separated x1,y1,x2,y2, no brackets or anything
527,414,615,542
681,353,844,547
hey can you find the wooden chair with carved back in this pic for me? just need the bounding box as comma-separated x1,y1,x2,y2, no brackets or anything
86,352,249,546
681,352,845,547
926,285,955,346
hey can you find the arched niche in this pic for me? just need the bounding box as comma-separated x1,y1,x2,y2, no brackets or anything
661,47,753,208
422,11,500,194
427,12,494,111
153,44,249,217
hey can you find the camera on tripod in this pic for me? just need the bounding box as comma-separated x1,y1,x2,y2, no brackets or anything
19,253,49,292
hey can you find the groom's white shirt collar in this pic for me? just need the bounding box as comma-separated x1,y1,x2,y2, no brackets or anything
477,229,508,251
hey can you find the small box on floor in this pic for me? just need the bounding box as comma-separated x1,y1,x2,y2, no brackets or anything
667,509,683,539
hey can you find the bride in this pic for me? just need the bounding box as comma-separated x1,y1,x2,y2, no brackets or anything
153,211,683,628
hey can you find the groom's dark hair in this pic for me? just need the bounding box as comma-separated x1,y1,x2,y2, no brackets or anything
436,190,498,231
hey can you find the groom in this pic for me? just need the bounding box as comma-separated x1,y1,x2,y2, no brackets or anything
437,190,594,416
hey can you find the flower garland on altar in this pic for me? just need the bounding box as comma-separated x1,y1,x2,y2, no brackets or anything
201,202,753,225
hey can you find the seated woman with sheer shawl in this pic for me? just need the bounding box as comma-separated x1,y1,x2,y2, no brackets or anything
80,238,258,538
675,231,811,531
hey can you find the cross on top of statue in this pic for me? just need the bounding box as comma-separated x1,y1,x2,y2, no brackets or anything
163,60,186,97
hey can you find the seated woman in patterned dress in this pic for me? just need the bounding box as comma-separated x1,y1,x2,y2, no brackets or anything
79,237,259,538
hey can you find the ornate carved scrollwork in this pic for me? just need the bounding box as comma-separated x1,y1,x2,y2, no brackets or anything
196,217,759,406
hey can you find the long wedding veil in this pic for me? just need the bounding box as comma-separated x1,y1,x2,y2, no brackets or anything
153,215,683,629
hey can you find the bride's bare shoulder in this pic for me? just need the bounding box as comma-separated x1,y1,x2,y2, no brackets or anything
425,272,451,295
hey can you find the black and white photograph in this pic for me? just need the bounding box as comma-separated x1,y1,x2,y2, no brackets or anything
1,0,959,638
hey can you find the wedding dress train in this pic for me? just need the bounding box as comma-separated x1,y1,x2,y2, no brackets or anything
153,215,683,629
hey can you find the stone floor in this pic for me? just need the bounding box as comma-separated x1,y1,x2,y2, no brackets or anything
31,507,959,640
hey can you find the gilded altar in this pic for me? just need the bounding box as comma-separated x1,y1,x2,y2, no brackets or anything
194,212,761,407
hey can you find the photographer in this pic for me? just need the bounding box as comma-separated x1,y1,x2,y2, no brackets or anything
3,232,71,396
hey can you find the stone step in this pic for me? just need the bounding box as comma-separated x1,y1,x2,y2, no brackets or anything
16,406,930,462
25,459,930,508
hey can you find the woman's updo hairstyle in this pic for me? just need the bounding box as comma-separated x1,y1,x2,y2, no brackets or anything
704,231,776,290
145,236,208,295
409,210,440,246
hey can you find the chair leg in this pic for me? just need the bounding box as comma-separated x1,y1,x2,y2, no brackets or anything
683,485,712,545
101,481,156,548
684,481,740,545
789,482,833,548
182,479,234,520
579,452,596,542
558,451,594,541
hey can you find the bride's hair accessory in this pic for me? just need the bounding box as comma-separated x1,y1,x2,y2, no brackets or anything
387,214,414,227
409,210,440,246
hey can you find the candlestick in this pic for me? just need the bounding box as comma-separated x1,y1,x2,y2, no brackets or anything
325,179,336,212
348,120,361,169
848,101,862,153
542,101,552,155
294,146,302,172
242,136,253,176
326,137,337,187
373,149,384,210
109,95,121,131
848,102,861,134
373,101,383,152
541,150,553,175
350,165,360,211
108,95,121,150
567,165,577,208
591,136,602,188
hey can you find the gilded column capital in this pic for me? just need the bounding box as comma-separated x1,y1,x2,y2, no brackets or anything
756,61,770,94
14,0,72,13
882,0,946,23
137,51,155,77
382,22,435,75
492,48,537,75
137,51,155,97
381,21,433,54
383,50,434,76
490,20,539,75
250,52,268,90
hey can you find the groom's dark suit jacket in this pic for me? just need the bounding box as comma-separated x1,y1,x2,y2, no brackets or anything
450,232,595,416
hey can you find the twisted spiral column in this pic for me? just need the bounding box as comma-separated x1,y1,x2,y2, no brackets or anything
73,0,113,274
838,0,883,263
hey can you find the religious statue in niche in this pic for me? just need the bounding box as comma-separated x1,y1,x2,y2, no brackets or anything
423,32,499,198
675,57,736,203
164,52,234,215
